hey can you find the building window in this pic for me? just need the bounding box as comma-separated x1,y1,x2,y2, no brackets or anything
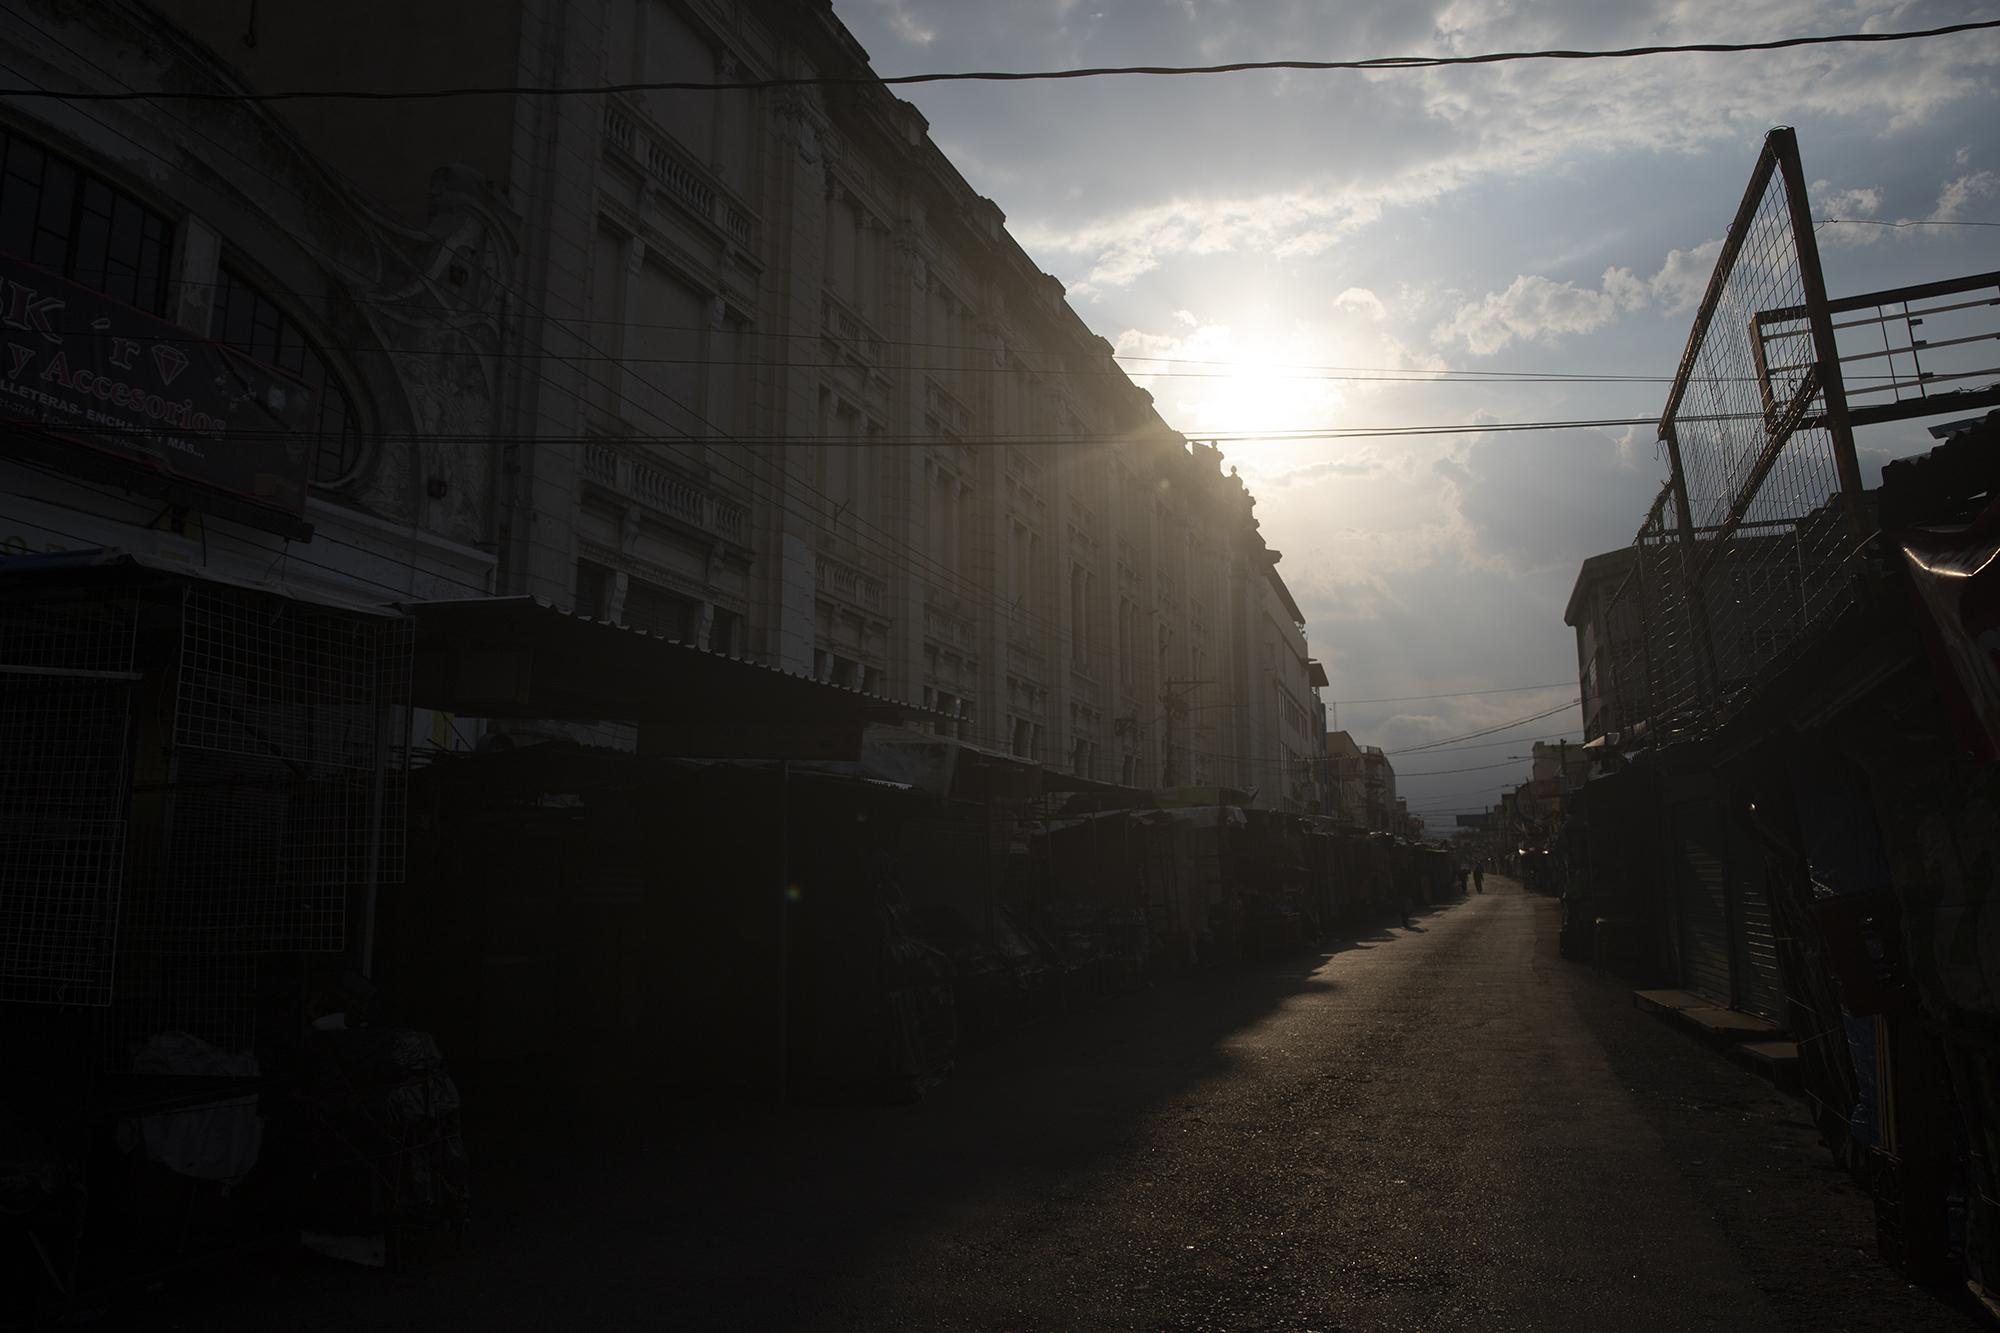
0,128,173,314
1069,563,1091,667
1118,598,1136,691
210,266,360,488
709,606,743,656
622,577,700,641
574,559,615,620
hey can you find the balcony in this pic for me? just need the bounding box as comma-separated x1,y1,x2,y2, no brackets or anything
816,552,884,613
602,95,758,254
822,290,885,371
1006,605,1044,662
923,585,975,650
1069,648,1105,696
925,376,975,437
581,439,747,543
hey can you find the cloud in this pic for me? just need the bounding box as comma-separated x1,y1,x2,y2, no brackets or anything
842,1,2000,307
1437,239,1720,354
866,0,935,46
1259,450,1393,488
1821,164,1999,247
1021,190,1391,297
1639,241,1723,315
1431,274,1618,356
1432,425,1655,576
1813,179,1884,219
1603,242,1722,319
1334,287,1389,321
1932,169,1999,222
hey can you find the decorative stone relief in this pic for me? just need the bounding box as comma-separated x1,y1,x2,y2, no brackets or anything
773,88,828,165
351,164,521,545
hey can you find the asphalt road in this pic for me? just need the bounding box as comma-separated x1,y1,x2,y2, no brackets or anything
179,878,1975,1332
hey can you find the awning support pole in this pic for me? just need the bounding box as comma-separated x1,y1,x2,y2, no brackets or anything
359,702,392,979
776,758,791,1103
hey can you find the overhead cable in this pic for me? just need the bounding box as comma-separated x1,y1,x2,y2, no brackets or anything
2,22,1991,101
1334,681,1574,704
1384,700,1580,754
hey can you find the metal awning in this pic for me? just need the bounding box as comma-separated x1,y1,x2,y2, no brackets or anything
402,596,947,760
0,547,398,615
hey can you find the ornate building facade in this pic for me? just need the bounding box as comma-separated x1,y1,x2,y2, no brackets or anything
2,0,510,607
99,0,1321,803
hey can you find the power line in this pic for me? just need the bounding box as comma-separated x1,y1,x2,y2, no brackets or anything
4,415,1738,449
1401,732,1584,757
1407,778,1527,803
1816,217,2000,229
8,317,1732,389
1334,681,1573,705
1385,699,1580,755
1395,756,1534,778
4,22,1990,102
10,325,1710,387
88,274,1733,382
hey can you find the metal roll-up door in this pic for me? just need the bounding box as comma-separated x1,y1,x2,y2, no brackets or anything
1671,801,1733,1006
1728,824,1786,1023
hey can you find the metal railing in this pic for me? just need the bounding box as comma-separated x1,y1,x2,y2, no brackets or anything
602,95,759,254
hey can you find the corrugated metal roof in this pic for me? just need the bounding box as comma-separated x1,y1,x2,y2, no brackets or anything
400,594,949,728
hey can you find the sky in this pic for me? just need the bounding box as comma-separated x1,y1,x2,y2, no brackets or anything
831,0,2000,825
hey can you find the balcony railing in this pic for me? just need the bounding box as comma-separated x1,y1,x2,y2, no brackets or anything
581,440,747,543
603,103,636,156
822,290,884,368
925,376,974,436
924,602,974,650
647,142,717,219
923,583,975,650
815,552,884,612
601,94,759,255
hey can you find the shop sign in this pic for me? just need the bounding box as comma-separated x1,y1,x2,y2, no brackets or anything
1,254,315,522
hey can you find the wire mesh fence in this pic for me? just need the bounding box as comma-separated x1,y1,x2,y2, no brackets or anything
0,584,143,1006
3,567,413,1070
120,586,413,957
1596,128,1869,743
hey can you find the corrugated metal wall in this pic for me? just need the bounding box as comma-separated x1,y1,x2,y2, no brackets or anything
1671,800,1735,1006
1728,822,1786,1023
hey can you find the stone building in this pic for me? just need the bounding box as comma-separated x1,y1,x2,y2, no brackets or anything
1323,729,1397,832
1563,547,1648,744
121,0,1316,791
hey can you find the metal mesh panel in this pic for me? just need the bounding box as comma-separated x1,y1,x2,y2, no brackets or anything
108,949,261,1058
378,619,414,884
174,585,386,770
119,586,412,955
0,587,141,1006
1635,507,1698,728
1637,129,1865,737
